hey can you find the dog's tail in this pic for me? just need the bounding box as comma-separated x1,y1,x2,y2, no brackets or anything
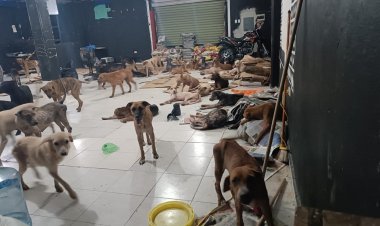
58,78,67,104
149,104,159,116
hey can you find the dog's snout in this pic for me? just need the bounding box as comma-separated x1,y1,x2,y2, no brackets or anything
61,152,68,156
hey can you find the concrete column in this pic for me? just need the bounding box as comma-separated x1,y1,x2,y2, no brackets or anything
25,0,60,80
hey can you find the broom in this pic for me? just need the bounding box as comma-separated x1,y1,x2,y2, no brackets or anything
262,0,304,175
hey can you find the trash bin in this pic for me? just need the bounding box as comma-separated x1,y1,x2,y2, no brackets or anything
0,167,32,226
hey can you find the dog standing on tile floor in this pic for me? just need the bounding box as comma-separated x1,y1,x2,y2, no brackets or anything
12,132,77,199
213,139,274,226
127,101,159,165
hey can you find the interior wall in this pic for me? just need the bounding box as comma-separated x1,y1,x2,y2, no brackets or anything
229,0,271,53
83,0,152,61
0,3,33,72
288,0,380,217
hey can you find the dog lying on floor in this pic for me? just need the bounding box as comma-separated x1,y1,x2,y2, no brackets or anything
198,83,214,97
12,132,77,199
40,77,84,112
200,91,244,110
240,102,283,145
211,72,229,90
127,101,159,165
213,139,274,226
213,58,233,70
102,103,159,123
176,73,200,92
160,89,201,106
0,80,33,111
98,67,137,98
15,102,72,137
0,103,36,165
190,109,228,130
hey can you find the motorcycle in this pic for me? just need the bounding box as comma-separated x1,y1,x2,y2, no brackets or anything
218,30,269,64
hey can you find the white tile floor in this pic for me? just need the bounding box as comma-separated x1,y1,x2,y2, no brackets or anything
1,71,295,226
0,72,237,226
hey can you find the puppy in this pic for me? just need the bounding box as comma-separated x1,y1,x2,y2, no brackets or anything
160,89,201,106
240,102,282,145
15,102,72,137
12,132,77,199
211,72,229,90
0,103,36,164
213,58,233,70
102,103,159,123
176,73,200,92
127,101,159,165
213,139,273,226
200,91,243,110
190,109,227,130
98,67,137,98
16,56,40,80
40,77,83,112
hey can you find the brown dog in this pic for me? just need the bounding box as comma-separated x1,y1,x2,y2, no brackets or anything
40,77,84,112
16,55,40,80
213,58,233,70
213,139,274,226
176,73,200,92
102,103,159,123
98,68,137,98
240,102,282,145
160,89,201,106
12,132,77,199
127,101,159,165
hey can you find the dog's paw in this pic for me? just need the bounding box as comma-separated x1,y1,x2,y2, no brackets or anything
139,159,146,165
109,96,114,98
69,191,78,200
153,153,159,159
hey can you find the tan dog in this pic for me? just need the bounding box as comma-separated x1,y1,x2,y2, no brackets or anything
213,58,233,70
171,64,188,75
240,102,282,145
127,101,159,165
12,132,77,199
98,68,137,98
213,139,274,226
0,103,36,165
40,77,84,112
160,89,201,106
176,73,200,92
16,56,40,80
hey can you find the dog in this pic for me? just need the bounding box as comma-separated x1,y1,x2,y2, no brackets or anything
240,102,282,145
102,103,159,123
176,73,200,92
98,67,137,98
163,57,183,73
198,83,213,97
0,103,36,165
190,109,228,130
171,64,188,76
40,77,83,112
0,80,33,106
127,101,159,165
12,132,77,199
213,139,274,226
15,102,72,137
211,72,229,90
200,91,243,110
160,89,201,106
213,58,233,70
16,55,40,80
143,56,163,76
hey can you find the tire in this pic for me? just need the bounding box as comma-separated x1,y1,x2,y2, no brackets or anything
218,47,235,64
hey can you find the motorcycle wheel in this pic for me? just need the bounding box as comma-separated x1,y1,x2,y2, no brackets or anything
218,47,235,64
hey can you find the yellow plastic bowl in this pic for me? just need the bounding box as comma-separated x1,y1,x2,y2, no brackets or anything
148,201,195,226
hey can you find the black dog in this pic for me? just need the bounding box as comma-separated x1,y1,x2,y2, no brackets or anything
211,72,229,90
0,81,33,111
200,91,243,110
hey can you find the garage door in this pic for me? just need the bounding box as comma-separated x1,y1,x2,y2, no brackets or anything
152,0,225,46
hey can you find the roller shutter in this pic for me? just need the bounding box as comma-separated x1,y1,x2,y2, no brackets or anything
152,0,225,46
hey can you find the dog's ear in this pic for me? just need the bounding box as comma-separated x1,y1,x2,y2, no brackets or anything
223,175,231,192
126,102,133,109
40,136,53,145
68,135,73,142
141,101,150,107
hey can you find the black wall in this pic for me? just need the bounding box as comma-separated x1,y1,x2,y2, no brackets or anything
288,0,380,217
0,3,33,72
230,0,271,53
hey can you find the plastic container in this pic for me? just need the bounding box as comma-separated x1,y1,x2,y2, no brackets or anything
148,201,195,226
0,167,32,226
